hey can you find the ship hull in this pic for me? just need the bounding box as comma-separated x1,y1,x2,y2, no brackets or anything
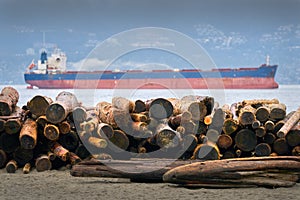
24,65,278,89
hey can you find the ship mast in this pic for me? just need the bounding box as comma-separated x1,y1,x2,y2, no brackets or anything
266,55,270,66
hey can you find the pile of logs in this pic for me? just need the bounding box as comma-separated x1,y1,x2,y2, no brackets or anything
0,87,85,173
1,85,300,187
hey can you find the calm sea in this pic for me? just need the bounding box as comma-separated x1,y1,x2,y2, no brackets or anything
1,84,300,113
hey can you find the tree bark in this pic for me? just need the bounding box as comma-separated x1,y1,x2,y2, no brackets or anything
19,118,38,149
277,107,300,138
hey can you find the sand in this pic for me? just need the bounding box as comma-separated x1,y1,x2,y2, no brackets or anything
0,169,300,200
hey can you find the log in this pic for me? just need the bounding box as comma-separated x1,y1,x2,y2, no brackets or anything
148,98,174,120
268,103,286,120
180,121,196,135
222,118,238,135
273,111,295,133
69,152,82,165
23,163,31,174
277,107,300,138
88,136,108,149
58,130,79,152
273,138,290,155
255,126,266,137
51,142,70,162
96,101,130,129
80,110,99,133
292,146,300,156
192,142,220,160
286,129,300,147
19,118,37,149
268,103,287,120
112,96,135,113
251,120,261,129
47,151,56,161
36,115,48,129
4,118,22,134
235,129,257,152
0,149,7,168
6,159,18,173
96,123,114,139
71,158,197,182
155,124,181,149
182,134,198,152
72,106,87,123
168,112,192,129
35,155,52,172
264,120,275,131
217,134,233,149
44,124,60,141
242,99,279,106
238,105,256,126
134,99,146,113
255,143,272,157
27,95,53,117
163,156,300,188
46,91,79,124
58,121,71,134
0,86,19,116
263,132,276,145
255,106,270,122
130,113,148,122
108,130,130,152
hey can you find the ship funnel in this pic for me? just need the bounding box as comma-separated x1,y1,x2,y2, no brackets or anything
41,51,48,64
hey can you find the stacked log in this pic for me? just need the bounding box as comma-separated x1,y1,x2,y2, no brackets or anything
1,85,300,186
0,88,86,173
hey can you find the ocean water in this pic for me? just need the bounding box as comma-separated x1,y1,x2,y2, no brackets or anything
1,84,300,113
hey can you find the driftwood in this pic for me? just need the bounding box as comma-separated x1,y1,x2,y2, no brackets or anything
71,156,300,187
71,158,197,182
163,156,300,188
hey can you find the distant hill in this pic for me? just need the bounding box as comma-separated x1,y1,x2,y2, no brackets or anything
1,23,299,85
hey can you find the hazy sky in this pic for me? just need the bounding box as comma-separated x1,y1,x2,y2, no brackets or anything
1,0,299,34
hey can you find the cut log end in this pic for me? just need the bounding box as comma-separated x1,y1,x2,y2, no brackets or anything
44,124,60,141
35,155,52,172
235,129,257,152
0,101,11,116
20,135,36,149
149,98,174,120
27,95,52,117
46,103,67,124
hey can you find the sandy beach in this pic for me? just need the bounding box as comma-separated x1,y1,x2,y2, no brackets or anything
0,169,299,200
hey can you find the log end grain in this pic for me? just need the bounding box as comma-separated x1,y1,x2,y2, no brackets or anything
27,95,52,117
46,103,67,124
149,98,173,120
235,129,257,152
35,155,52,172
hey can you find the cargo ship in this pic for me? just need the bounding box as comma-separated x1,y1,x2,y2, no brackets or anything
24,49,278,89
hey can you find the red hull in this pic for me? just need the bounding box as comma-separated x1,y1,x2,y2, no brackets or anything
26,77,278,89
